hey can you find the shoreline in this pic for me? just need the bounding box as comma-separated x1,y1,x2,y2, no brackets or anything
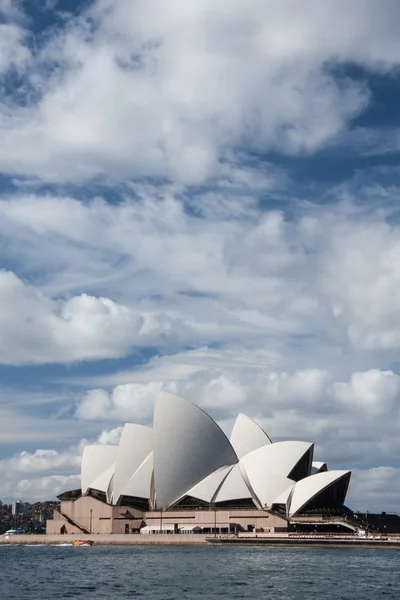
1,533,400,549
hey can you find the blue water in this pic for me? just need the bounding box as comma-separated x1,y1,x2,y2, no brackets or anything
0,545,398,599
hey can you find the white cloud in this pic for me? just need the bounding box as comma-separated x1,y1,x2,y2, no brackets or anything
0,1,29,74
0,23,29,74
0,268,200,364
0,426,122,502
2,0,400,182
0,269,143,364
76,383,161,423
0,0,22,20
3,193,400,359
1,448,81,474
6,474,82,502
320,216,400,350
334,369,400,415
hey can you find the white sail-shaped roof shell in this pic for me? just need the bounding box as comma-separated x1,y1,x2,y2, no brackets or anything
311,461,327,474
186,465,234,503
81,445,118,495
119,452,153,501
241,467,294,509
240,441,314,481
230,414,271,459
288,470,351,517
153,391,238,510
87,464,115,503
215,463,253,504
112,423,153,503
272,483,295,507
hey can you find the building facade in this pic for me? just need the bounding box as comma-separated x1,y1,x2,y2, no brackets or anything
47,391,352,535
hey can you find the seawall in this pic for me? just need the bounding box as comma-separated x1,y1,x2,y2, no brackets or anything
1,533,400,548
0,533,209,545
207,535,400,549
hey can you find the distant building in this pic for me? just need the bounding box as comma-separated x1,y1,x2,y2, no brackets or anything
11,501,29,516
48,391,352,535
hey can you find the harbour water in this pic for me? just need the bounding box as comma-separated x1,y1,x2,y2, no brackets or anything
0,544,398,599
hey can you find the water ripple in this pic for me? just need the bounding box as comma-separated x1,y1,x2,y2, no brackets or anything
0,545,399,600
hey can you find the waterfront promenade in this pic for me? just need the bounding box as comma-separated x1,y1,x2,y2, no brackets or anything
2,532,400,548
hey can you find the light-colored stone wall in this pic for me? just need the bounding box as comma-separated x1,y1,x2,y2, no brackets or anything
46,512,81,535
47,497,288,535
145,508,287,532
49,496,145,534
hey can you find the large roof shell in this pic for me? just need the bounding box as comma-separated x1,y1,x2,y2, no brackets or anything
153,391,238,510
230,413,272,459
240,441,314,481
214,463,253,503
119,452,153,501
239,441,313,508
288,470,351,516
185,465,234,503
81,445,118,495
113,423,153,503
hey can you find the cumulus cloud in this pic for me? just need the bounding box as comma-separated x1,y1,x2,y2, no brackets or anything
320,217,400,350
0,427,122,502
0,269,142,364
76,383,161,423
3,193,400,359
5,474,82,502
0,268,199,364
1,0,400,182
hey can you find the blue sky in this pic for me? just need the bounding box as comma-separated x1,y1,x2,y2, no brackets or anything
1,0,400,511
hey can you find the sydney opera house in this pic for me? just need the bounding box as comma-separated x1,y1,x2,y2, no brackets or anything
47,392,352,536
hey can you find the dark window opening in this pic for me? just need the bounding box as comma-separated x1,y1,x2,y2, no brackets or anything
171,496,210,509
215,498,257,509
118,496,150,511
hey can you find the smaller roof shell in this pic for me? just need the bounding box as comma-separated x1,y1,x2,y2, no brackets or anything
240,467,295,509
311,461,327,474
185,465,234,503
119,452,153,501
288,470,351,516
230,414,271,459
87,464,115,499
215,463,253,503
240,441,314,481
81,445,118,495
272,483,295,507
113,424,153,503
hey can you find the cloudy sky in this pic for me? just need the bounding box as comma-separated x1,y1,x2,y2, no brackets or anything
0,0,400,512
